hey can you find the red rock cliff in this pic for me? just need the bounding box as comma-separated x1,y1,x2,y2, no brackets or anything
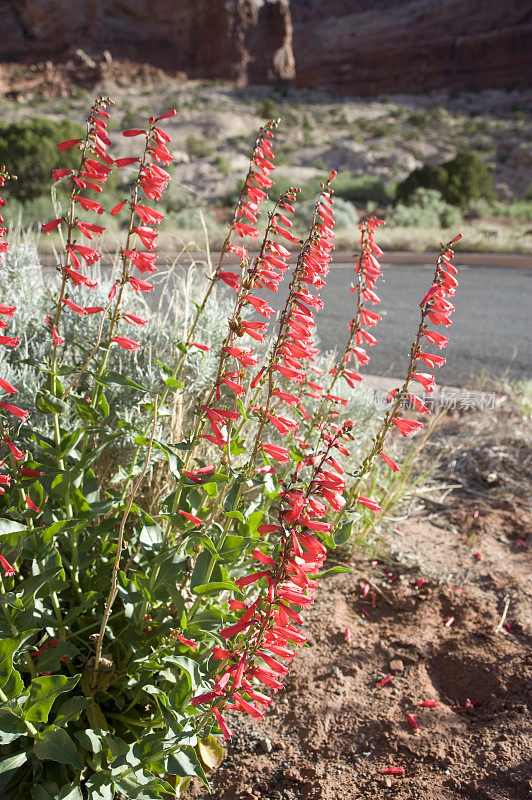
0,0,530,93
290,0,532,93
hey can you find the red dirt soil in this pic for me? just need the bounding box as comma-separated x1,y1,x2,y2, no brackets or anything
190,412,532,800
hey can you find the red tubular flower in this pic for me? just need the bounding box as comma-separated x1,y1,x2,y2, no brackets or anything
111,336,141,351
4,438,25,461
0,402,29,421
0,553,15,577
172,632,197,649
25,494,41,513
62,299,87,317
42,218,62,235
213,708,232,740
391,417,424,437
0,305,16,318
177,510,203,527
74,196,104,214
382,767,405,776
0,377,17,396
111,200,127,216
57,138,81,152
64,268,98,289
51,327,64,346
0,335,19,349
406,713,419,732
128,277,154,293
380,452,399,472
123,312,148,327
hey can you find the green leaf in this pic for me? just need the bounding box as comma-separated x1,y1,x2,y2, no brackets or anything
333,520,358,546
23,674,80,723
75,728,103,754
2,666,23,699
223,510,244,522
96,370,147,393
36,392,68,415
84,772,114,800
0,637,19,690
0,751,28,789
217,535,245,562
34,727,83,770
313,565,352,579
192,581,242,596
53,695,91,727
96,390,109,418
58,784,83,800
164,377,183,389
166,745,208,786
0,709,27,745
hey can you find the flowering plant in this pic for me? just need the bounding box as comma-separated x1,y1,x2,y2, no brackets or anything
0,99,461,799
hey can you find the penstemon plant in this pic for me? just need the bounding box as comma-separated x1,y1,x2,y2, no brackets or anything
0,98,462,800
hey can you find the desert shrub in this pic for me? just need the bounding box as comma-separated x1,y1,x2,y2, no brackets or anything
0,101,462,800
186,135,214,159
389,188,462,229
396,150,495,207
256,97,277,120
489,200,532,222
334,172,395,206
0,119,83,201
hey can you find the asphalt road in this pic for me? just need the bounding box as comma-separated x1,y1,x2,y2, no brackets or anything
311,261,531,387
40,254,532,387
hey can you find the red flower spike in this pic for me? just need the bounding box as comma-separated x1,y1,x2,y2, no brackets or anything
418,700,438,707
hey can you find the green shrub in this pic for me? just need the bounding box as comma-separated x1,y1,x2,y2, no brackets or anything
389,188,462,229
185,135,213,159
396,151,495,208
0,118,83,201
257,96,277,120
334,173,395,206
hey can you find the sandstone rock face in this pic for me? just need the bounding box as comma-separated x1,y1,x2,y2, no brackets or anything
290,0,532,94
0,0,530,94
1,0,294,84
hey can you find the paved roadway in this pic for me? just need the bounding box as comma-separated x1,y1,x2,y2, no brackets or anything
40,253,532,387
216,256,532,387
309,260,532,387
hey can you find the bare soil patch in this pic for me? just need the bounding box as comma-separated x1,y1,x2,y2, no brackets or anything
190,399,532,800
